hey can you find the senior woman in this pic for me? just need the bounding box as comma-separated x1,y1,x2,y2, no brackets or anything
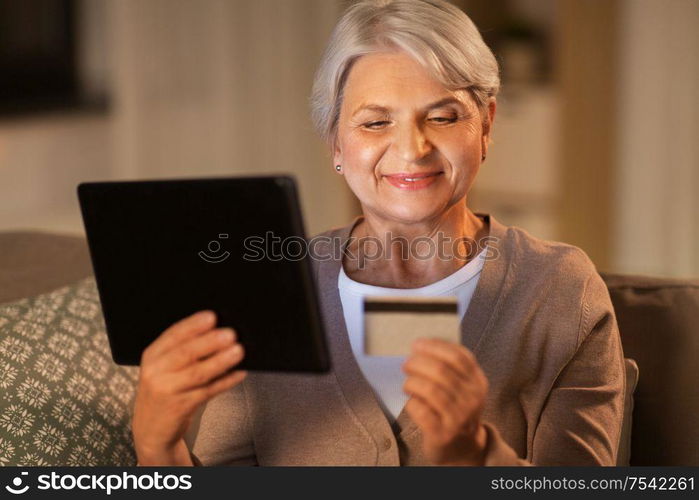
132,0,625,466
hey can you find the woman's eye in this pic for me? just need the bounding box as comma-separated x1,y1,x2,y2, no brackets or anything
429,116,457,123
364,121,389,129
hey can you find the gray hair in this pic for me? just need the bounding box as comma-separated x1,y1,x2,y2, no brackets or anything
309,0,500,146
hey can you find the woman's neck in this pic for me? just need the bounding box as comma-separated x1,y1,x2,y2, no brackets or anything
343,204,489,288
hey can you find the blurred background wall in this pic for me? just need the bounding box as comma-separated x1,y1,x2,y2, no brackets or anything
0,0,697,278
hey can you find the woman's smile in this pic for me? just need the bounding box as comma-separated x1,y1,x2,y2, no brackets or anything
382,171,444,191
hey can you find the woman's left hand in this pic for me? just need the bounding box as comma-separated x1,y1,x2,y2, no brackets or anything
402,338,489,466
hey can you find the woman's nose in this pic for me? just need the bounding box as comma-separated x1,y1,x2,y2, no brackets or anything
394,122,432,163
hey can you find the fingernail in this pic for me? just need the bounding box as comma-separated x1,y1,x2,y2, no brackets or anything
218,328,234,343
228,344,243,358
199,310,216,323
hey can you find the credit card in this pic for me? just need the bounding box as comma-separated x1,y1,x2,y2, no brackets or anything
363,296,460,356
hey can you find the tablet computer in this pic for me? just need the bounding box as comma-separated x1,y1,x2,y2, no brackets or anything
77,175,330,373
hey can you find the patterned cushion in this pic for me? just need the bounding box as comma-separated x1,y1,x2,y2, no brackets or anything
0,278,139,466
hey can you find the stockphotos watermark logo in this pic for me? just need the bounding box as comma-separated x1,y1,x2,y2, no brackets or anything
3,470,192,496
198,233,231,263
198,231,500,269
5,471,29,494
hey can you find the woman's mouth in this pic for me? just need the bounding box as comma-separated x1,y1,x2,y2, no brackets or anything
383,171,443,191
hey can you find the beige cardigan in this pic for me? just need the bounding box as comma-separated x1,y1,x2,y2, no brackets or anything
185,214,626,466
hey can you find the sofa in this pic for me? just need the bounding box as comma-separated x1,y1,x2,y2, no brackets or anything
1,230,697,466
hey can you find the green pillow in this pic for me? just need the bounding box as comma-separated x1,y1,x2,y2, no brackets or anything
0,278,139,466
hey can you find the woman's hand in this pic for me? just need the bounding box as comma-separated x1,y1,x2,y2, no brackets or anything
132,310,247,465
402,338,489,466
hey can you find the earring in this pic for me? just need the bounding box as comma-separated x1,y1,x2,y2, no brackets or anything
335,164,342,172
481,153,486,162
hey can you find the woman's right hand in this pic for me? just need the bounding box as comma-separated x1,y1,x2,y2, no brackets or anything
132,310,247,465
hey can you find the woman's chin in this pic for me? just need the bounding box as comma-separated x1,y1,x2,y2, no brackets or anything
357,183,461,225
375,202,448,225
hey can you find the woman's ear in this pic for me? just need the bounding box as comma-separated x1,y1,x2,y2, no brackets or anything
481,98,497,157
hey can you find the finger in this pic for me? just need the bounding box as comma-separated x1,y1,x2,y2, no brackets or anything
161,327,237,372
411,338,477,378
403,374,460,418
402,352,470,400
145,310,217,360
405,396,441,435
169,342,245,391
191,369,248,405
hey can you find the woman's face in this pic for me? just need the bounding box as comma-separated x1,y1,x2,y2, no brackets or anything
333,50,495,225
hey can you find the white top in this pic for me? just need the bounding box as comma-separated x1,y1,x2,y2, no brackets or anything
337,248,487,422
